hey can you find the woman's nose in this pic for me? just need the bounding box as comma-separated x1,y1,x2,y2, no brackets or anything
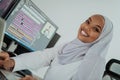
84,26,90,31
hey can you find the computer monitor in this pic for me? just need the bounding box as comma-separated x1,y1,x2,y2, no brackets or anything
0,0,20,19
5,0,58,51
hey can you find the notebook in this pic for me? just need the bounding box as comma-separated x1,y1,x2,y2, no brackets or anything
0,17,6,51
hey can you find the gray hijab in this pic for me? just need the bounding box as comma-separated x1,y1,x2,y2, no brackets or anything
58,15,113,65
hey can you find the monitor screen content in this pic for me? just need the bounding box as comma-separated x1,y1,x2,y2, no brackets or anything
5,0,58,51
7,5,45,46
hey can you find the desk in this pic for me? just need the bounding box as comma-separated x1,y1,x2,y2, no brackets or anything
0,69,42,80
0,69,20,80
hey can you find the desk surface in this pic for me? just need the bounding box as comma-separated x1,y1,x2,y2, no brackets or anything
0,69,21,80
0,69,42,80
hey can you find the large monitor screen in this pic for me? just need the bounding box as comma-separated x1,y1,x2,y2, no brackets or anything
0,0,19,19
5,0,58,51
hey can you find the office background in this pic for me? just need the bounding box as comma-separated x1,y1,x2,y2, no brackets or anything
32,0,120,62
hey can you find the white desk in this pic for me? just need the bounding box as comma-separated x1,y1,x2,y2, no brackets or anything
0,69,42,80
0,69,21,80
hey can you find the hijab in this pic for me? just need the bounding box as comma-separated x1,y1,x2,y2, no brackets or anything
58,15,113,65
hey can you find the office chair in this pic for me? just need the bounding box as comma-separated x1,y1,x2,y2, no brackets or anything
103,59,120,80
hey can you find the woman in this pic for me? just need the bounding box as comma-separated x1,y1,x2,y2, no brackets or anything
0,14,113,80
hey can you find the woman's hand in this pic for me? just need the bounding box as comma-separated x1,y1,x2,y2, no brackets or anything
0,51,9,60
0,51,15,71
20,75,37,80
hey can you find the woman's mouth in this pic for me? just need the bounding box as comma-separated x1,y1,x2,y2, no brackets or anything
81,30,89,37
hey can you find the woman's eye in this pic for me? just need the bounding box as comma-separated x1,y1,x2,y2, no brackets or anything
93,27,100,33
86,20,90,24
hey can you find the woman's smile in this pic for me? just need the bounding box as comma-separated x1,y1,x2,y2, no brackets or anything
81,30,89,37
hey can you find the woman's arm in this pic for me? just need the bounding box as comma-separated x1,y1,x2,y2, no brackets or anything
12,46,60,72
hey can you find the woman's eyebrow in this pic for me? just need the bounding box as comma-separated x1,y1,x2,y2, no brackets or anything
96,25,102,31
89,17,92,21
89,17,102,31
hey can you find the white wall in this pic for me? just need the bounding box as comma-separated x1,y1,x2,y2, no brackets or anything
32,0,120,62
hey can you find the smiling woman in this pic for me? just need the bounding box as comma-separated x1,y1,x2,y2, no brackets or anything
78,14,105,43
0,14,113,80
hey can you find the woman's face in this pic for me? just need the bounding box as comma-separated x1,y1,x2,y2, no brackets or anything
78,15,105,43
